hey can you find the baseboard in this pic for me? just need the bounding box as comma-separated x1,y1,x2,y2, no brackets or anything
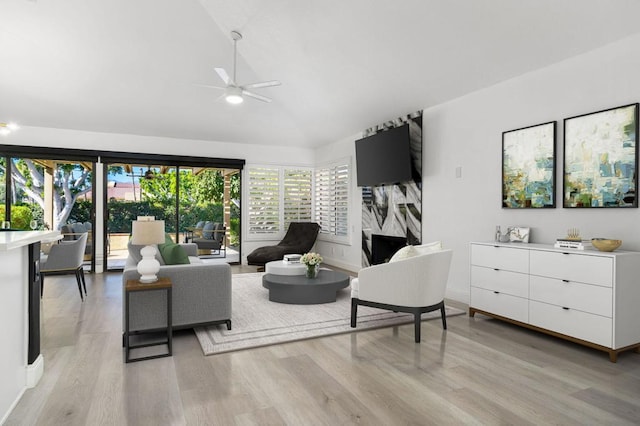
1,387,26,425
322,256,360,273
445,287,468,305
26,354,44,388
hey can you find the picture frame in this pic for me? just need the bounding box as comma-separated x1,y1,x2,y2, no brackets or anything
502,121,556,208
563,103,639,208
507,226,530,243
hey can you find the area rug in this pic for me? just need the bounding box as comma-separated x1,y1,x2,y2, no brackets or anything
194,272,465,355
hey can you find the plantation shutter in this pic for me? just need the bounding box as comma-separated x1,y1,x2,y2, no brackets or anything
283,169,312,230
314,161,349,237
248,167,280,234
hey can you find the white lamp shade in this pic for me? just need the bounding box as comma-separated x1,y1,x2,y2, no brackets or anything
131,220,165,245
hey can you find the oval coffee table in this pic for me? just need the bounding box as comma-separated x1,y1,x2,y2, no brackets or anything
262,270,350,304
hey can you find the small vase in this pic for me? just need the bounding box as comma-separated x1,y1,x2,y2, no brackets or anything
306,264,319,279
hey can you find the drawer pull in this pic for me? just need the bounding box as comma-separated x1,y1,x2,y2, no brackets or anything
493,291,500,294
562,279,570,283
562,307,570,310
493,268,500,271
562,252,570,255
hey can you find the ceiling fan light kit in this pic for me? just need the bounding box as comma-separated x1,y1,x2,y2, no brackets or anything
225,86,244,104
202,30,281,105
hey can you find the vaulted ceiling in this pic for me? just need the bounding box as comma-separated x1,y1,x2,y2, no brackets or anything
1,0,640,148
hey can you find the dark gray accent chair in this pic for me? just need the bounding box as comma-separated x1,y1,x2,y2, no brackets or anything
247,222,320,269
40,232,89,300
192,222,226,257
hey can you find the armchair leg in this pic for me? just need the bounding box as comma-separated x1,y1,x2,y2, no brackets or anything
40,273,45,298
79,268,87,296
225,320,232,330
440,305,447,330
74,269,84,301
350,298,358,328
414,313,421,343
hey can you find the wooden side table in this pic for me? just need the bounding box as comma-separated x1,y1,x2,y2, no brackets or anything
124,277,172,363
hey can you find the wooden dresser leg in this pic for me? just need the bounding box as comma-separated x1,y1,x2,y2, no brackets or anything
468,308,476,318
609,350,618,363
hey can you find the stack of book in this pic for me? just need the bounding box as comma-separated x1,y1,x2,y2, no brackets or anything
283,254,302,263
554,239,591,250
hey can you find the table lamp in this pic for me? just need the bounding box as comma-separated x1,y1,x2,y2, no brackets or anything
131,218,165,283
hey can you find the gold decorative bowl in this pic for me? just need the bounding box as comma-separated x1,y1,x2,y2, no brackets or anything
591,238,622,252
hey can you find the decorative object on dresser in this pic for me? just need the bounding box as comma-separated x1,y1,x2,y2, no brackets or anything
502,121,556,208
564,103,638,208
507,226,530,243
554,228,590,250
591,238,622,252
469,242,640,362
130,217,165,283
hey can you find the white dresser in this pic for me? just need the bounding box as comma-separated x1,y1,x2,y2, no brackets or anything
469,242,640,362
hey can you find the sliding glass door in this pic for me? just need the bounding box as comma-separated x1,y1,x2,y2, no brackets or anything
0,154,96,270
104,161,241,271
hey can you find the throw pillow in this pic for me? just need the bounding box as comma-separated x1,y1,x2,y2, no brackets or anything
158,242,190,265
414,241,443,255
389,245,419,262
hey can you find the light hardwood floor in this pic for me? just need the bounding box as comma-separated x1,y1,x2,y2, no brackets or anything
6,269,640,425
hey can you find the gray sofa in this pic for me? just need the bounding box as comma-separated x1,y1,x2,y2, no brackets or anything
123,242,232,333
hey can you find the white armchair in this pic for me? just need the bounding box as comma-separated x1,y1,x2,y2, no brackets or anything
350,248,453,342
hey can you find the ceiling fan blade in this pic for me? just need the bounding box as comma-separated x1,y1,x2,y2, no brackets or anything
243,90,272,103
193,83,226,90
214,67,231,85
243,80,282,89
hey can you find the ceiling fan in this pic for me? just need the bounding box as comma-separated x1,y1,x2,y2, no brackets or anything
200,31,281,104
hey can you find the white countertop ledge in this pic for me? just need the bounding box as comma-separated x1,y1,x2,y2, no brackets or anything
0,231,62,251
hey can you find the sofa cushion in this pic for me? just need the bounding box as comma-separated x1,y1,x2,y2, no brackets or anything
127,240,165,265
158,242,190,265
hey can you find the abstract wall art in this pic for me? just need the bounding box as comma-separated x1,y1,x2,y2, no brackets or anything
564,103,639,208
502,121,556,208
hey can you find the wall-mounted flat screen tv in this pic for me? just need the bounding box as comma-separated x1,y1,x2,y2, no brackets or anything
355,123,412,187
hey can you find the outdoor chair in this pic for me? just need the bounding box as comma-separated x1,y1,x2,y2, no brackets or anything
192,222,226,257
247,222,320,270
40,232,89,300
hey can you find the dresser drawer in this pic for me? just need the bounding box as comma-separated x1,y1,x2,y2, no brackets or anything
470,287,528,323
471,266,528,298
471,244,528,273
530,250,613,287
529,300,612,347
529,276,612,317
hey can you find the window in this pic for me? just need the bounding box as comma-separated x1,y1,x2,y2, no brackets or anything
247,166,313,238
247,167,280,235
315,161,349,240
284,169,312,229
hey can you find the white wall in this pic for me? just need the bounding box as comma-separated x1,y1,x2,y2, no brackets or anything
4,126,314,165
314,134,363,272
423,33,640,302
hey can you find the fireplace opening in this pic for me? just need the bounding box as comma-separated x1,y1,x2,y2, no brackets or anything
371,234,407,265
